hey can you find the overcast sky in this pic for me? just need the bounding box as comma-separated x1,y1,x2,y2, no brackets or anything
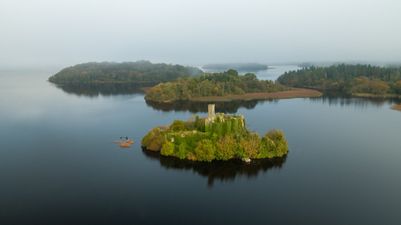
1,0,401,68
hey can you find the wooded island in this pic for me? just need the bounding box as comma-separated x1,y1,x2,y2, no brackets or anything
141,104,288,162
145,69,321,103
48,61,202,86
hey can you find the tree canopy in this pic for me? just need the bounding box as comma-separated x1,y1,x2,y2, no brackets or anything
277,64,401,96
48,60,203,86
145,69,288,102
141,113,288,162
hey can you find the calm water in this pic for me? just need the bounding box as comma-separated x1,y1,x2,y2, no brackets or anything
1,69,401,225
201,64,300,81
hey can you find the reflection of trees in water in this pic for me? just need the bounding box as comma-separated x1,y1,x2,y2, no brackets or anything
145,99,278,114
309,96,401,109
142,149,286,188
52,83,155,97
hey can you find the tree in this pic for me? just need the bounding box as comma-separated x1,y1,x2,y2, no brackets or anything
170,120,187,131
161,141,175,156
177,142,188,159
265,130,288,156
194,139,216,162
216,135,236,160
239,133,261,159
393,80,401,94
141,128,165,151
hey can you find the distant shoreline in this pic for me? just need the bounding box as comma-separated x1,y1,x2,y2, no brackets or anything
147,88,322,103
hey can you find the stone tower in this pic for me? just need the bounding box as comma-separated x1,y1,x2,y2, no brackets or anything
208,104,215,119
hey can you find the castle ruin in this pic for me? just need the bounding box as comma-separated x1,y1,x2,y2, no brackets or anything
205,104,216,124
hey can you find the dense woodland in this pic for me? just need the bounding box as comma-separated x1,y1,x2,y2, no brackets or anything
145,69,288,102
48,61,202,85
277,64,401,96
141,114,288,162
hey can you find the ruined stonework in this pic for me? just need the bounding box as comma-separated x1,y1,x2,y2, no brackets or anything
206,104,216,124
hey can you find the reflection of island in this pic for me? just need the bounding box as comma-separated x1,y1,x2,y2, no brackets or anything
51,83,148,97
309,96,401,109
142,149,287,187
145,99,269,113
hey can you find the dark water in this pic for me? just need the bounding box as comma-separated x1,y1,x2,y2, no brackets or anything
1,70,401,225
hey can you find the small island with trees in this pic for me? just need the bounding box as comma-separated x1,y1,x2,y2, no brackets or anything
48,60,202,86
145,69,322,103
141,104,288,162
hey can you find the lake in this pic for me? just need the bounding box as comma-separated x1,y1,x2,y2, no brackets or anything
1,67,401,225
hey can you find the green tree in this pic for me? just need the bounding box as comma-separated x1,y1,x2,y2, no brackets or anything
161,141,175,156
194,139,216,162
239,133,261,159
141,128,165,151
393,80,401,94
216,135,236,160
170,120,187,131
177,142,188,159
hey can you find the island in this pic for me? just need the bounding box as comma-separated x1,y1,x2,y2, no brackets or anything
202,63,268,72
48,60,203,86
141,104,288,162
277,64,401,98
145,69,322,103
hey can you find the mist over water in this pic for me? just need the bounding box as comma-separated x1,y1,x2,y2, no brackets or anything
1,0,401,68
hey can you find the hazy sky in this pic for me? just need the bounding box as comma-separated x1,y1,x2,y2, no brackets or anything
1,0,401,68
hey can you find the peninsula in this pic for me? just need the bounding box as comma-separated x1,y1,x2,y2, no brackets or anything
141,104,288,162
392,104,401,112
145,69,321,103
277,64,401,98
48,60,202,86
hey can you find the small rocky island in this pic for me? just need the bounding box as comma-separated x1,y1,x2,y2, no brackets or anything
141,104,288,162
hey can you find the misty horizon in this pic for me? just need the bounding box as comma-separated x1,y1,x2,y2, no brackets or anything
1,0,401,69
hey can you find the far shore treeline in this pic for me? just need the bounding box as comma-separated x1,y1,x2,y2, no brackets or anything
49,62,401,99
48,60,203,85
277,64,401,97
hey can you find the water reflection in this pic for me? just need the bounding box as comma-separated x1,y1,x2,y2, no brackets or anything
142,149,287,188
309,96,401,108
145,99,278,113
51,83,153,97
50,81,401,112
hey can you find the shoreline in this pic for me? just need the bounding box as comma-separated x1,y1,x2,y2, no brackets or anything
190,88,322,102
392,104,401,112
148,88,322,103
